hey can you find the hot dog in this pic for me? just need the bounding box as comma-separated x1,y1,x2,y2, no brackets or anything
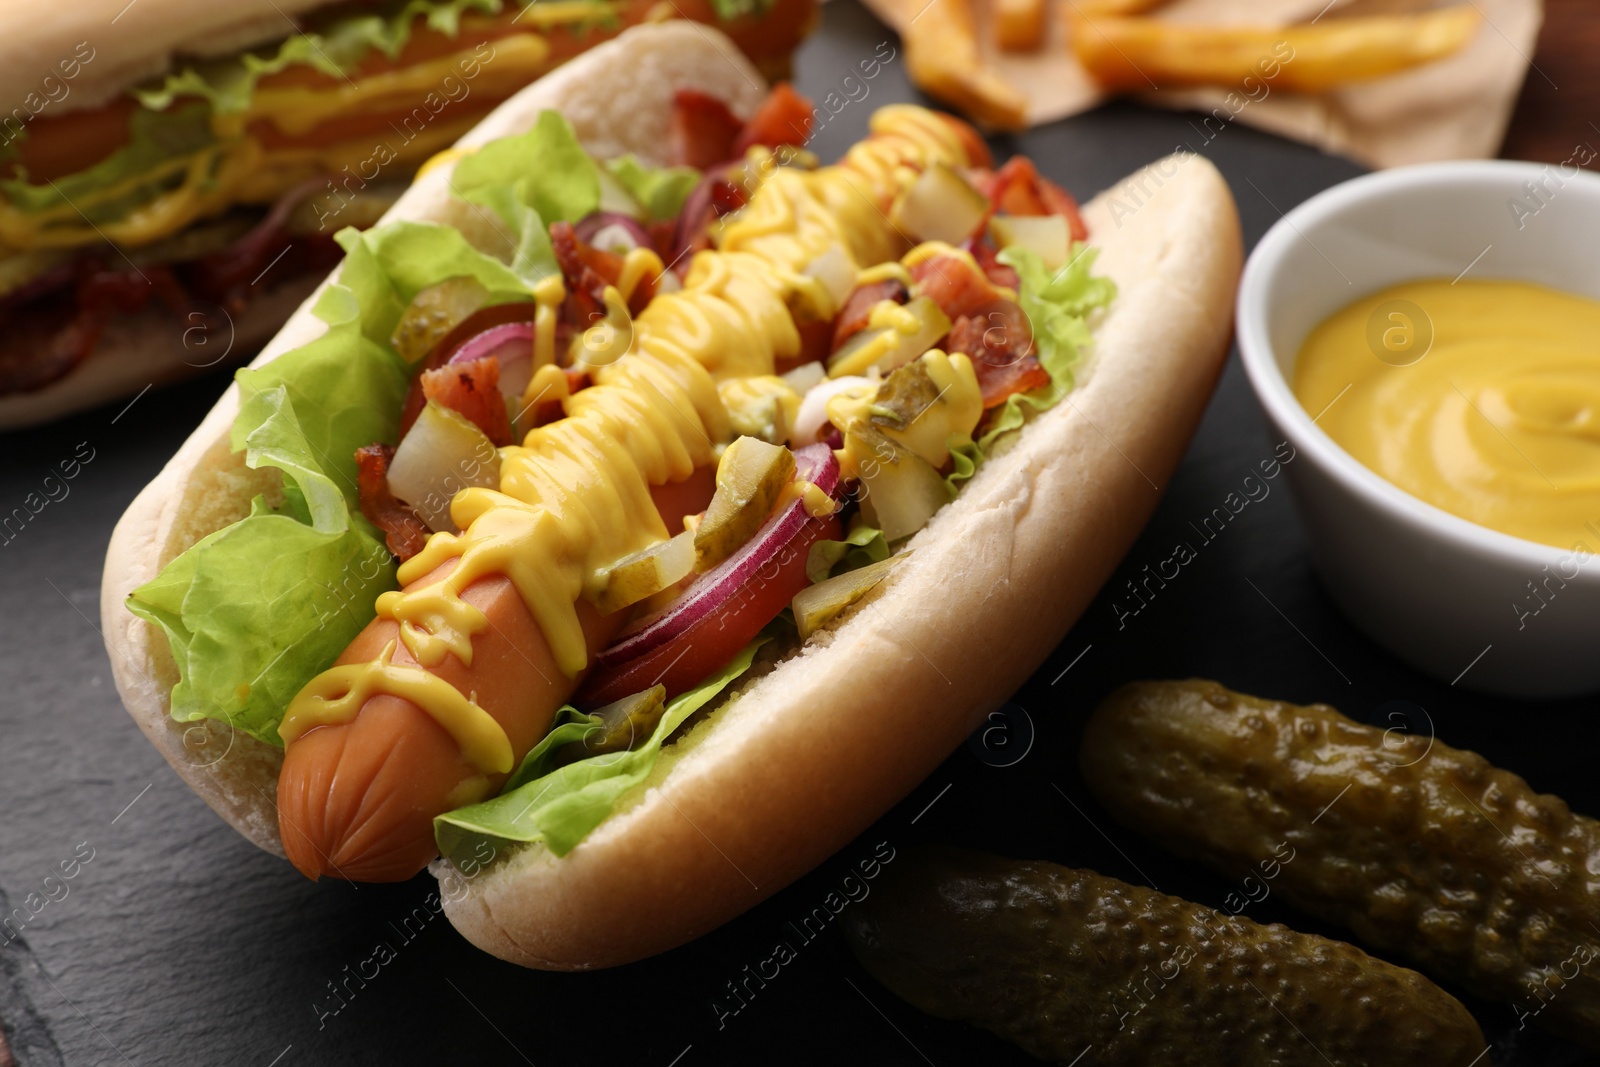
0,0,816,429
103,23,1243,967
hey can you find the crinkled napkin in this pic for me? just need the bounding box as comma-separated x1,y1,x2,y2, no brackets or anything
859,0,1542,167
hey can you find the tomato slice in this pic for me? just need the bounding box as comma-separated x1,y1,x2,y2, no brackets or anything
575,511,843,708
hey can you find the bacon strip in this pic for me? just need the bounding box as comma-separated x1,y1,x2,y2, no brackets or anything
420,356,513,446
944,299,1049,408
670,89,745,170
732,83,814,157
911,254,1001,321
354,443,431,562
831,278,909,352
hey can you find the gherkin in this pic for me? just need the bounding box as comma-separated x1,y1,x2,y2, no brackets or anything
845,846,1483,1066
1082,679,1600,1049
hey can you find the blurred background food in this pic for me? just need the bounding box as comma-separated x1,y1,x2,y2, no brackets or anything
863,0,1540,167
0,0,815,423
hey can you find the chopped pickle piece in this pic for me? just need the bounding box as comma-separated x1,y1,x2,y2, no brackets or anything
891,162,990,246
845,421,948,541
590,530,696,615
988,214,1071,270
827,296,952,378
564,685,668,759
694,436,797,571
793,554,903,639
718,375,803,445
390,276,491,364
867,351,983,468
870,358,942,428
595,167,644,218
386,400,500,533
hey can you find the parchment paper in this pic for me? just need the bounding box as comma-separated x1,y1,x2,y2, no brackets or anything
860,0,1543,167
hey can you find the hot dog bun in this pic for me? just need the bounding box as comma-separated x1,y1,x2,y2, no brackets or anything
102,22,1242,967
0,275,323,431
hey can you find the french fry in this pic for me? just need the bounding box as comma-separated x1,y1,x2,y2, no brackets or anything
904,0,1028,128
996,0,1048,51
1072,0,1170,14
1069,5,1481,95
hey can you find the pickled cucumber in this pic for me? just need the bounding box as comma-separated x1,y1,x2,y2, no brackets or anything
1082,679,1600,1048
694,437,795,571
389,275,490,363
845,847,1484,1066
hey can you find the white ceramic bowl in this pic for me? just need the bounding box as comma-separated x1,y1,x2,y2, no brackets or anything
1237,160,1600,698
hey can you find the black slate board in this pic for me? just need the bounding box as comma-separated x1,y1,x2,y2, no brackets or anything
2,2,1596,1064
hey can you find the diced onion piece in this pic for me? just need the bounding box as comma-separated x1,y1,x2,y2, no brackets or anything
386,401,501,533
594,445,840,670
576,210,651,254
448,321,536,412
848,421,948,542
591,532,696,615
793,374,873,447
782,360,827,396
989,214,1070,269
826,296,952,378
890,162,990,245
793,555,902,640
803,243,857,311
390,276,491,364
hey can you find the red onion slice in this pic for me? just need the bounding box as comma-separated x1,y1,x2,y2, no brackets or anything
575,211,651,254
594,443,841,669
448,321,535,409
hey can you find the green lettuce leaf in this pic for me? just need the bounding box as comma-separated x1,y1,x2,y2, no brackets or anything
434,639,766,863
945,437,981,496
977,243,1117,453
126,220,533,746
605,155,701,221
806,522,889,583
450,110,601,282
0,103,212,218
135,0,510,115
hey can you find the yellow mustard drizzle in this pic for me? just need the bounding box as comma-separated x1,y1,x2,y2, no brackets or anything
280,640,513,776
718,375,803,443
288,105,972,758
532,274,565,370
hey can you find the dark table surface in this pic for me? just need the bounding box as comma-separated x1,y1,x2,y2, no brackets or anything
3,2,1597,1064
